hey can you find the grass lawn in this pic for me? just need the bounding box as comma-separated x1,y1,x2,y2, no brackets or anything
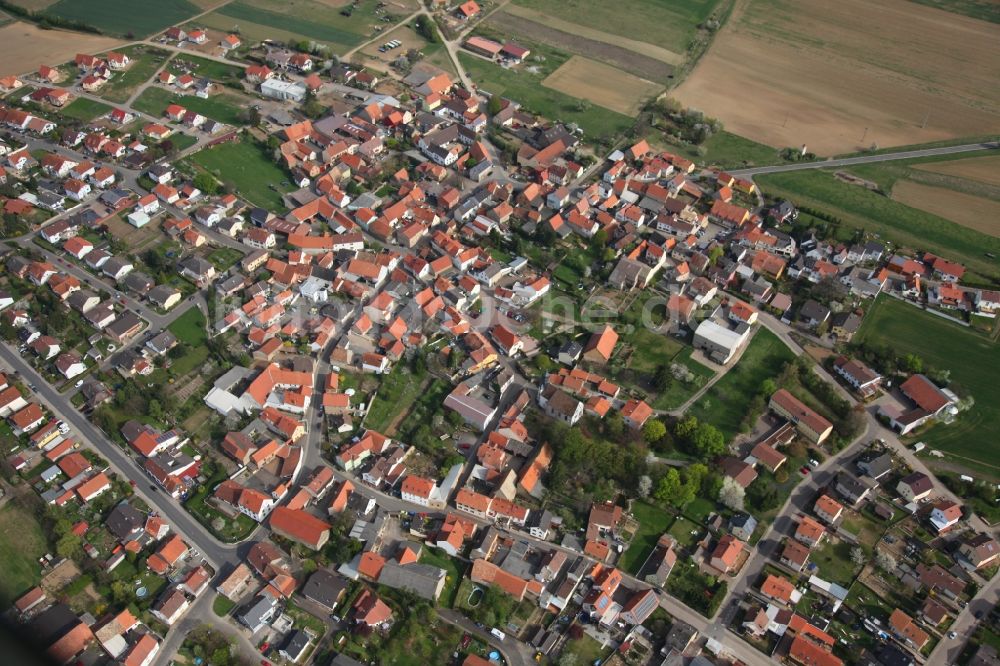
0,501,48,606
45,0,200,36
845,582,895,621
757,169,1000,280
667,515,702,548
620,501,671,575
687,327,796,441
206,247,244,271
168,307,207,346
166,132,198,152
459,52,633,142
363,364,430,434
96,46,173,104
683,496,715,523
664,130,788,169
189,139,292,211
133,87,245,125
185,485,257,542
559,634,613,666
857,296,1000,472
650,347,715,410
811,539,862,587
170,55,244,83
418,548,465,608
59,97,113,122
212,594,236,617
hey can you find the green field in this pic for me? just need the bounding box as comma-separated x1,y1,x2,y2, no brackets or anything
133,87,245,125
757,169,1000,280
97,46,172,104
857,296,1000,470
189,139,292,210
167,306,211,375
907,0,1000,23
170,55,244,84
59,97,113,122
459,51,634,141
619,501,672,575
662,130,788,169
44,0,200,36
512,0,722,53
688,328,796,441
0,501,48,606
206,0,387,51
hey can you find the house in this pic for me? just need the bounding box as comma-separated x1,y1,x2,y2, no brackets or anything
833,356,882,397
761,574,801,605
729,513,758,541
239,591,279,633
889,609,929,651
834,472,873,506
769,389,833,445
692,319,751,364
353,589,393,627
269,507,330,549
795,516,827,548
959,533,1000,570
582,325,618,364
929,500,963,533
301,569,348,611
781,539,811,572
709,534,744,573
856,450,893,482
151,588,189,625
896,472,933,503
814,494,844,524
620,399,653,429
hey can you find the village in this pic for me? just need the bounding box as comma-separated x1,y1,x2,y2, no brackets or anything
0,6,997,666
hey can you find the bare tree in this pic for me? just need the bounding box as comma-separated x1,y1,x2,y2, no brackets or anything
851,547,867,567
638,475,653,498
875,549,897,573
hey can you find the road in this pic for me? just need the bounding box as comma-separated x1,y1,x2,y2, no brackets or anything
729,141,1000,177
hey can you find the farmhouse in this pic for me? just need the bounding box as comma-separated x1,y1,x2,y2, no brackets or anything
769,389,833,445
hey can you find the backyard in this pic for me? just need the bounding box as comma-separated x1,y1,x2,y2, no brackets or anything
856,296,1000,473
188,139,293,211
132,87,246,125
167,306,210,376
619,501,672,574
757,168,1000,280
0,500,48,606
687,328,796,441
59,97,113,122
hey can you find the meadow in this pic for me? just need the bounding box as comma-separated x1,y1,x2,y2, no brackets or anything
43,0,200,36
188,139,293,211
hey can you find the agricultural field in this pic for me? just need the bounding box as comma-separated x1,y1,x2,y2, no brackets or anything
915,154,1000,188
58,97,113,122
133,86,246,125
42,0,201,36
96,45,172,104
757,168,1000,280
856,296,1000,474
188,139,293,211
458,50,633,142
674,0,1000,155
199,0,396,53
891,181,1000,238
0,22,121,75
908,0,1000,23
687,328,796,441
542,56,661,116
509,0,720,61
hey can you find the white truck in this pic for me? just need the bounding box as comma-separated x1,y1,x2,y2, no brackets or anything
490,628,506,641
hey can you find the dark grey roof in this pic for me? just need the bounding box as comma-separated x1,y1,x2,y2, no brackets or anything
106,501,144,540
375,561,445,601
301,569,348,610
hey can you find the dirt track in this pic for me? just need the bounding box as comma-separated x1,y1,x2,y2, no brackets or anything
674,0,1000,155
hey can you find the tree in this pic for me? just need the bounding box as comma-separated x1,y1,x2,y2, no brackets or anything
875,550,897,573
487,95,502,116
718,477,745,511
643,419,666,444
654,468,682,506
674,415,698,441
56,532,82,559
637,475,653,498
691,422,726,459
652,364,673,392
194,172,219,195
708,245,724,265
850,547,867,567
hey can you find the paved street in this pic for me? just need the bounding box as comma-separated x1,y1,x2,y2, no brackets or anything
730,141,1000,177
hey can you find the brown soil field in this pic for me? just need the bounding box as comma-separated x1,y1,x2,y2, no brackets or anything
487,10,674,82
501,4,683,65
674,0,1000,156
0,22,123,75
542,56,661,116
893,180,1000,238
8,0,56,10
915,154,1000,188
